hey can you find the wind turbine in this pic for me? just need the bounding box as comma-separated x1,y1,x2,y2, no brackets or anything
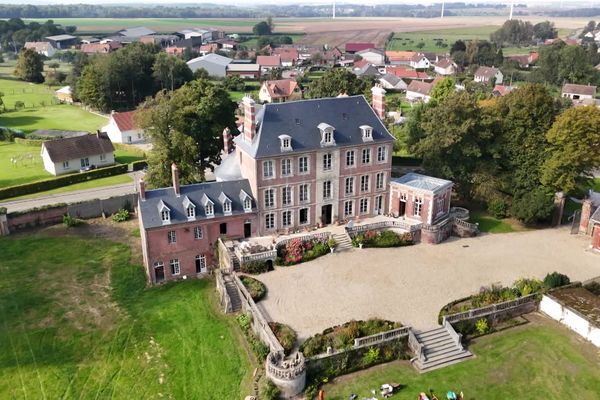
441,1,445,19
509,1,514,20
332,0,336,19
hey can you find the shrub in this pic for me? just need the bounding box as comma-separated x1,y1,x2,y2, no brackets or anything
112,208,130,223
14,101,24,110
584,281,600,296
250,337,270,360
487,198,508,219
240,275,267,302
269,322,297,355
62,214,82,227
475,318,489,335
362,347,380,365
353,230,413,248
261,379,281,400
544,272,571,289
131,160,148,171
237,313,252,331
276,237,330,266
240,260,270,274
514,278,544,296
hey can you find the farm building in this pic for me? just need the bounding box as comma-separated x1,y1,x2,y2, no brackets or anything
406,81,433,103
186,53,232,77
474,66,503,84
226,63,261,79
23,42,56,57
44,34,78,49
561,84,597,101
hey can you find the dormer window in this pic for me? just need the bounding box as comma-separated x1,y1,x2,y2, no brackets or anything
182,196,196,220
201,194,214,218
158,200,171,224
360,125,373,142
186,206,195,218
219,192,232,216
223,201,231,214
279,134,292,152
318,122,336,146
240,189,253,213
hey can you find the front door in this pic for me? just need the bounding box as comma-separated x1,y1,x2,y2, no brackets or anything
399,200,406,217
196,255,207,274
321,204,332,225
375,195,383,215
244,221,252,238
154,266,165,283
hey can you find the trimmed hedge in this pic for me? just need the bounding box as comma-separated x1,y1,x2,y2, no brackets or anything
131,160,148,171
0,164,128,200
391,156,422,166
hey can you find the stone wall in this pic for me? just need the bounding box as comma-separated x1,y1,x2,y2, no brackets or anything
540,294,600,348
215,269,232,313
7,204,67,231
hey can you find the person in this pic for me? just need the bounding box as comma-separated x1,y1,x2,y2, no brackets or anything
318,389,325,400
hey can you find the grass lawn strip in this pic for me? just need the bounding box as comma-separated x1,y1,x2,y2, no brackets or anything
0,228,252,399
322,316,600,400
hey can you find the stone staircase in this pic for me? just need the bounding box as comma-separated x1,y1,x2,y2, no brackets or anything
223,274,242,312
412,325,472,372
332,232,353,252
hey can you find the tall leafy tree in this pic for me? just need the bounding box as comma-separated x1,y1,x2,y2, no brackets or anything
429,77,455,103
77,61,109,111
307,67,368,98
253,21,272,36
14,48,44,83
533,21,557,41
152,52,193,91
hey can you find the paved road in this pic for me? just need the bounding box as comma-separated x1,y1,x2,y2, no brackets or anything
0,173,140,213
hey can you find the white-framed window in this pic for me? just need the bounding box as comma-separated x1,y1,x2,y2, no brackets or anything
345,177,354,195
223,201,232,214
265,213,275,230
299,156,309,174
414,197,423,217
205,203,214,217
360,175,369,192
161,210,170,222
263,160,274,178
280,136,292,151
186,205,195,218
436,196,445,216
359,198,369,214
375,195,383,214
344,200,354,217
376,172,385,190
167,230,176,244
361,126,373,141
282,210,292,227
100,154,106,161
322,153,332,171
80,157,89,167
264,188,275,208
377,146,387,162
169,259,180,275
282,186,292,206
281,158,292,176
195,254,206,273
362,148,371,164
153,261,163,269
323,180,332,199
299,183,309,203
62,160,69,169
323,130,333,144
244,197,252,211
346,150,355,167
299,208,309,225
194,226,203,240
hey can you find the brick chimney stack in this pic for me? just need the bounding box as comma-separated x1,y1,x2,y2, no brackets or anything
171,163,180,197
223,127,232,154
579,198,593,234
371,84,386,120
242,95,256,143
139,178,146,201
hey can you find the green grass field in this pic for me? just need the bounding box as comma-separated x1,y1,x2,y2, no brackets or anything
469,210,520,233
0,231,252,399
0,104,108,133
238,33,304,49
322,320,600,399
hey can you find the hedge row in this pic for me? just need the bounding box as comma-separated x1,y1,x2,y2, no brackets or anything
14,137,44,146
132,160,148,171
0,164,129,200
391,156,422,166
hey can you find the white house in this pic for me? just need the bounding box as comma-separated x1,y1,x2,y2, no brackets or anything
23,42,56,57
433,58,457,76
561,83,597,102
378,73,407,91
41,132,115,176
186,53,232,77
474,66,503,84
102,110,145,144
258,79,302,103
409,53,431,69
406,80,433,103
356,48,385,65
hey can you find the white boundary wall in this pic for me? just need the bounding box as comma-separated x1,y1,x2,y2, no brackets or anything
540,294,600,348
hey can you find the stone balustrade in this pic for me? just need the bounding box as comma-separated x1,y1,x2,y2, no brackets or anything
239,249,277,264
408,328,426,362
267,351,306,380
353,326,410,347
346,220,422,235
449,206,470,221
442,294,539,324
276,231,331,248
443,319,463,350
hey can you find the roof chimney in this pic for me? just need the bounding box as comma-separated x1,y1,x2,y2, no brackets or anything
171,163,180,197
242,95,256,143
139,178,146,201
579,198,593,234
223,127,232,154
371,84,386,120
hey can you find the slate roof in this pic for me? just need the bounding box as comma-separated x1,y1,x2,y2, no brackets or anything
42,132,114,163
379,73,404,87
234,95,394,159
392,172,453,194
117,27,156,37
562,83,597,96
139,179,256,229
354,64,381,77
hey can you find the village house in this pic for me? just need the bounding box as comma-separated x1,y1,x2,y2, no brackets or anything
40,132,115,176
186,53,232,77
561,83,597,101
226,63,261,79
273,47,300,67
433,58,458,76
23,42,56,57
492,84,515,97
138,166,259,284
353,64,381,78
474,66,503,84
385,51,415,66
101,110,145,144
356,48,386,65
256,55,282,73
508,52,539,68
258,79,302,103
345,42,375,54
409,53,431,69
378,74,408,91
386,66,430,80
45,34,78,49
80,42,122,54
406,80,433,103
55,86,73,103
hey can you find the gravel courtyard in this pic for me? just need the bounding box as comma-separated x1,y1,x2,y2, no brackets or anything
256,228,600,340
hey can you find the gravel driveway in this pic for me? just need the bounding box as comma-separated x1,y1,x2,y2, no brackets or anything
256,228,600,340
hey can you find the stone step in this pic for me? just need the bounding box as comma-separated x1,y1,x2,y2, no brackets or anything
425,344,464,360
424,341,457,355
417,333,453,345
415,327,446,339
414,350,472,372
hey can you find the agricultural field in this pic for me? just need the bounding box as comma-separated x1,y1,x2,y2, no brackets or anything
322,316,600,399
0,223,253,399
238,33,305,50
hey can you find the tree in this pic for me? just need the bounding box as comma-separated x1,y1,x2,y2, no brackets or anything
541,106,600,193
509,187,554,225
533,21,557,41
152,52,193,91
48,61,59,74
266,16,275,33
490,19,534,47
557,45,597,85
223,74,245,91
307,67,368,98
253,21,272,36
14,48,44,83
137,79,237,186
77,62,109,111
266,67,283,80
450,39,466,55
430,77,455,103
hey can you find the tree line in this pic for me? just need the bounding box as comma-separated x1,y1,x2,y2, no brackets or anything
0,18,75,53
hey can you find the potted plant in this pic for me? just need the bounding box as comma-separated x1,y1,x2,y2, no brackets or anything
327,238,337,253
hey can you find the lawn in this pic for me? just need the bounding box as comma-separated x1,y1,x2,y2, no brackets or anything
0,104,108,134
469,210,519,233
238,33,304,49
322,320,600,399
0,142,47,187
0,230,252,399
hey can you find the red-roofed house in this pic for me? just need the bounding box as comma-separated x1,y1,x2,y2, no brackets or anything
508,52,539,68
273,47,299,67
102,110,146,144
385,51,416,65
345,42,375,54
258,79,302,103
386,66,430,80
492,85,515,97
256,55,282,72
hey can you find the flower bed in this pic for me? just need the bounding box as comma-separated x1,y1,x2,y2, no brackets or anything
351,230,413,248
300,319,402,357
268,322,297,355
240,259,271,274
276,237,331,266
240,275,267,302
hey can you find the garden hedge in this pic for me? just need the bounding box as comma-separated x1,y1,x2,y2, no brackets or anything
14,137,43,146
0,164,129,200
391,156,422,166
131,160,148,171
